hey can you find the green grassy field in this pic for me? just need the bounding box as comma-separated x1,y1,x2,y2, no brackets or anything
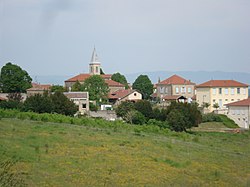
0,118,250,186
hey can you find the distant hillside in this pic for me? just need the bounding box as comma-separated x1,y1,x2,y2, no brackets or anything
126,71,250,85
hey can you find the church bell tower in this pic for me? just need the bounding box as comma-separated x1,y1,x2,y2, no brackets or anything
89,47,101,75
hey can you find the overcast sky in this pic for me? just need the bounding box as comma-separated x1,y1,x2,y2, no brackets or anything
0,0,250,77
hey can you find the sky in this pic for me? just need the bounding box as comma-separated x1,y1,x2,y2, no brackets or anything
0,0,250,77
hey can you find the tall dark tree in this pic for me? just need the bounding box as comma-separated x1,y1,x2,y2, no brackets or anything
23,92,54,113
83,75,109,101
134,100,152,119
111,72,129,89
132,75,153,100
115,101,135,119
0,62,32,93
50,91,78,116
166,102,202,132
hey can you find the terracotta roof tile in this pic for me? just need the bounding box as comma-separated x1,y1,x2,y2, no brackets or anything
105,80,125,87
63,92,88,99
196,80,248,88
27,83,51,91
157,75,195,85
65,74,112,82
163,95,187,100
108,89,136,99
226,98,250,106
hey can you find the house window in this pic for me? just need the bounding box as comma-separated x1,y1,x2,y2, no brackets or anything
91,66,94,73
82,104,87,109
219,99,222,108
134,93,137,96
219,88,222,94
213,99,216,103
188,88,191,93
176,87,179,94
231,88,235,95
181,87,186,93
224,88,228,95
213,88,216,95
160,87,164,94
96,66,99,73
165,88,168,94
243,88,246,95
231,99,234,101
237,88,240,94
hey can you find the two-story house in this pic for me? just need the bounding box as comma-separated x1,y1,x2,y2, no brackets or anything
196,80,249,113
155,74,195,102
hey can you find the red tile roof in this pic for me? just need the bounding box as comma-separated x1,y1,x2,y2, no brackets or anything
65,74,112,82
196,80,248,88
163,95,187,100
108,89,137,99
27,83,51,91
105,80,125,87
226,98,250,106
64,92,88,99
157,75,195,85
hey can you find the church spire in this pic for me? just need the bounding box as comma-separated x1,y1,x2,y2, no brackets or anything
89,47,101,75
90,47,100,63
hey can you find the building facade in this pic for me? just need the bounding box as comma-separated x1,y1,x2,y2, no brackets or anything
155,75,195,102
226,98,250,129
63,92,89,114
196,80,249,113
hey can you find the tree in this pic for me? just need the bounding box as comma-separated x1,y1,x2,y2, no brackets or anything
115,101,135,119
51,85,65,92
111,72,129,89
23,92,54,113
134,100,152,119
72,81,83,91
50,91,78,116
83,75,109,102
166,102,202,132
0,62,32,93
213,103,219,111
132,75,153,100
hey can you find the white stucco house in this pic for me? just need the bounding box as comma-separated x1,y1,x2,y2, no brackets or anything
226,98,250,129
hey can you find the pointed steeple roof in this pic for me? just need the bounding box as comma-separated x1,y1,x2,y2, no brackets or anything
90,47,100,63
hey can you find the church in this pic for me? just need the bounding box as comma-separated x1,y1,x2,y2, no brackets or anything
64,48,126,93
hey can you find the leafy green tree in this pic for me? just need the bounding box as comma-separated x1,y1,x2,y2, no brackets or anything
166,102,202,132
131,110,146,125
72,80,83,91
111,72,129,89
134,100,152,119
132,75,153,99
115,101,135,119
51,85,65,92
167,109,187,132
83,75,109,102
213,103,219,111
0,62,32,93
50,91,78,116
23,92,53,113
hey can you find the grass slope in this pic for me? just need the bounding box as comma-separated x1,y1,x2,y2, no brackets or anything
0,118,250,186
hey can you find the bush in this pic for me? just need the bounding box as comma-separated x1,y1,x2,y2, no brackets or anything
202,113,222,123
166,102,202,132
131,111,146,125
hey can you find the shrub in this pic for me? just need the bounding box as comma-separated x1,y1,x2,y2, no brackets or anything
202,113,222,123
